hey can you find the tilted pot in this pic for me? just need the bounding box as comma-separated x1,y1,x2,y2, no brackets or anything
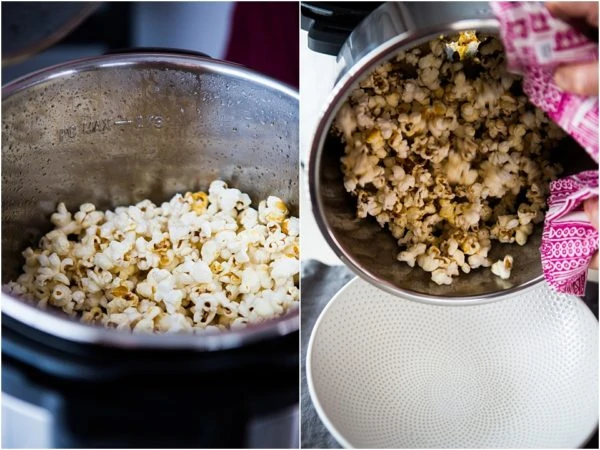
2,52,299,448
308,1,595,304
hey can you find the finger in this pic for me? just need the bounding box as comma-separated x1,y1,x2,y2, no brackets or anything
554,62,599,96
583,198,599,270
583,197,599,230
546,2,599,26
590,252,598,270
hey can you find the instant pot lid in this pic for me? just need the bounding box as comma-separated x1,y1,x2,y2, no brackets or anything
2,2,100,66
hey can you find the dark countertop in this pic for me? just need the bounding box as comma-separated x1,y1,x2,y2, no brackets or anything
301,260,599,449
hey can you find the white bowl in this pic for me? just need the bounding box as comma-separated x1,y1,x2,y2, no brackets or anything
307,278,598,448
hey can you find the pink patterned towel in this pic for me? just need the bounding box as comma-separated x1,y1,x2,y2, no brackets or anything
491,2,598,159
540,172,599,295
492,2,599,295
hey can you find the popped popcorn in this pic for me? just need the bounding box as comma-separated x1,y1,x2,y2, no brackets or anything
6,181,299,333
333,33,565,285
491,255,514,280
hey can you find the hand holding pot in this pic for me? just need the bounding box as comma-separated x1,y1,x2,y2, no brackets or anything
547,2,599,270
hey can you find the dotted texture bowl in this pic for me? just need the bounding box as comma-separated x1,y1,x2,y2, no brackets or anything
307,278,598,448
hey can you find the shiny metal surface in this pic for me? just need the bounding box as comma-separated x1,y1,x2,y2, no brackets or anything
308,2,590,304
2,53,299,348
335,2,496,82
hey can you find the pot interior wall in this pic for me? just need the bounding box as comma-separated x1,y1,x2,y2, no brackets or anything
2,59,298,283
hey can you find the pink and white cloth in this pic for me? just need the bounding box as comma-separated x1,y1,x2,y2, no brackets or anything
540,172,599,294
491,2,599,295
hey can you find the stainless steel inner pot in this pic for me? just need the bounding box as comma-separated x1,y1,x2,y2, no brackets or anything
308,2,595,304
2,52,299,349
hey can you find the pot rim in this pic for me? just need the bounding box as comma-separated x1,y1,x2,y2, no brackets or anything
2,52,299,350
307,19,548,305
2,290,299,351
2,51,299,101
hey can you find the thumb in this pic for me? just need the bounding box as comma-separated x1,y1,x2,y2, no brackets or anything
554,62,599,96
584,197,599,269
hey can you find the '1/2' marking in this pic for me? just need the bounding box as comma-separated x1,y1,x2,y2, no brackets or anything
113,115,164,129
